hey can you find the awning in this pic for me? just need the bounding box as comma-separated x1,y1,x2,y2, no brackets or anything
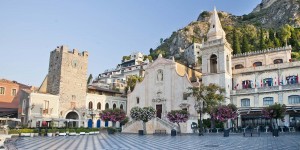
0,118,21,122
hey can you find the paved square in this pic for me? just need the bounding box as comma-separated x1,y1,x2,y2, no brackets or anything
11,133,300,150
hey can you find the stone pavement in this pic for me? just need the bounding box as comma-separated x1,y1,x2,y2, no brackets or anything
10,132,300,150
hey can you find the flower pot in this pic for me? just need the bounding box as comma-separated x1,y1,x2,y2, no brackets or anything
138,130,144,135
69,132,76,136
80,132,86,135
33,133,39,137
272,129,279,137
47,133,53,137
21,133,31,137
94,131,100,134
59,133,67,136
223,129,230,137
89,132,95,135
30,133,34,137
107,130,115,134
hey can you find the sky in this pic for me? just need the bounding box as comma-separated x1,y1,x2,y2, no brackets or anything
0,0,261,86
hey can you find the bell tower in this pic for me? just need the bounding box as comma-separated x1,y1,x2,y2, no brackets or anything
201,7,233,104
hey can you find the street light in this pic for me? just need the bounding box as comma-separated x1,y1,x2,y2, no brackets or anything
194,101,204,136
89,109,96,128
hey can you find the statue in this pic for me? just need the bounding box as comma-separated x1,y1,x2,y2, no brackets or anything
157,70,163,81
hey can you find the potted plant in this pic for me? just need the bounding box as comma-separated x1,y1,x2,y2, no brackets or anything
41,129,46,136
262,103,286,137
20,129,33,137
130,106,156,135
79,128,86,135
107,127,116,134
33,129,39,136
93,128,100,134
212,104,237,137
58,129,67,136
69,129,76,136
167,110,189,135
47,129,53,137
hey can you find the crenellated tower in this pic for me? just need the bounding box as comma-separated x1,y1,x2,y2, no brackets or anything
47,45,88,118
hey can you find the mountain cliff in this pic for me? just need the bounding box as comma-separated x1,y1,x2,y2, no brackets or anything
150,0,300,63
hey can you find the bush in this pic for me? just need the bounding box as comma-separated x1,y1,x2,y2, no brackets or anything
69,129,76,133
107,127,116,133
8,129,19,134
19,129,33,133
59,129,66,133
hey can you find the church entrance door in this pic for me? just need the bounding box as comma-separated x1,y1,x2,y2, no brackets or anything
156,105,162,118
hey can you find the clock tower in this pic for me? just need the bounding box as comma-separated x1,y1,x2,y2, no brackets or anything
47,45,88,119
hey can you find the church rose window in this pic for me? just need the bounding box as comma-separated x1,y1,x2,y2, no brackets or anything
263,97,274,106
288,95,300,104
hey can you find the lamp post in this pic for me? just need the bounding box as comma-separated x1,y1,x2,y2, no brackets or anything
89,109,96,128
194,101,204,136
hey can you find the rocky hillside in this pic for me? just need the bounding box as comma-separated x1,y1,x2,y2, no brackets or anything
150,0,300,63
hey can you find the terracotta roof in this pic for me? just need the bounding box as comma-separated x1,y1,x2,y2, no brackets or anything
0,78,31,88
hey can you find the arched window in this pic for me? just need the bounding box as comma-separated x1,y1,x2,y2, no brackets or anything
120,104,124,110
263,97,274,106
253,62,262,67
235,64,244,69
241,98,250,107
105,103,109,110
210,54,217,73
97,102,101,110
274,59,283,64
288,95,300,104
88,101,93,110
226,55,230,73
113,103,116,110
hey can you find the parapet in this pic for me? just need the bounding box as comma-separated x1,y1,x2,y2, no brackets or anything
51,45,88,57
232,45,292,58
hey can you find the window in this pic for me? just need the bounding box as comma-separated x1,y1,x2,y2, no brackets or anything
288,95,300,104
0,87,5,95
241,99,250,107
242,80,253,89
263,78,273,87
113,104,116,110
253,62,262,67
12,89,17,96
286,75,298,85
183,93,188,100
120,104,124,110
97,102,101,110
274,59,283,64
235,64,244,69
182,108,188,111
210,54,217,73
136,97,140,104
72,95,76,100
88,101,93,110
43,100,49,114
105,103,109,110
263,97,274,106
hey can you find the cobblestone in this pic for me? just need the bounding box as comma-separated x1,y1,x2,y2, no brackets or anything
11,132,300,150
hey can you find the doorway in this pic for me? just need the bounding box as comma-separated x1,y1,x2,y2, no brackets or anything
156,104,162,119
66,111,79,127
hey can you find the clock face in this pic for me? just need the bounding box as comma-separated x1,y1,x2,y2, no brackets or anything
72,59,79,68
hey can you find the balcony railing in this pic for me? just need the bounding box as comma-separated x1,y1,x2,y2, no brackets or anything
231,83,300,95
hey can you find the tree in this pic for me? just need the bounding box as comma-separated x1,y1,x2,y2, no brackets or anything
241,35,250,53
187,83,225,134
212,104,237,128
259,27,267,50
130,106,156,134
262,103,286,130
87,74,93,85
280,24,293,46
232,29,241,54
167,110,189,134
99,108,126,127
125,75,143,94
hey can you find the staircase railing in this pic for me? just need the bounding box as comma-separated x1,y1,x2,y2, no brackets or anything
122,120,137,130
156,117,178,130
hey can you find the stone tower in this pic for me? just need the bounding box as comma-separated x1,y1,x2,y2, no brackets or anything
201,8,233,104
47,45,88,120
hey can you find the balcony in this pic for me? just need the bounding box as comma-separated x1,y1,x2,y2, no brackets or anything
231,83,300,95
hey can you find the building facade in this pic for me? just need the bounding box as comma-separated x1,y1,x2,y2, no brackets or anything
20,45,127,128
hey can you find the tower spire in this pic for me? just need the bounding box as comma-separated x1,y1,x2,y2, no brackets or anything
207,7,226,41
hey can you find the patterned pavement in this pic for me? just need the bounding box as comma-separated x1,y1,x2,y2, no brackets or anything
10,132,300,150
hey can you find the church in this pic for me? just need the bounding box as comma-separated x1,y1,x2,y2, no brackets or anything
123,8,300,133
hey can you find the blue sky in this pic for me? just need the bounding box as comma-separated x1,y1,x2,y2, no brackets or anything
0,0,261,86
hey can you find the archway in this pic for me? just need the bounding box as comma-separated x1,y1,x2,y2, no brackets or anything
66,111,79,128
210,54,217,73
97,119,101,128
88,119,93,128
